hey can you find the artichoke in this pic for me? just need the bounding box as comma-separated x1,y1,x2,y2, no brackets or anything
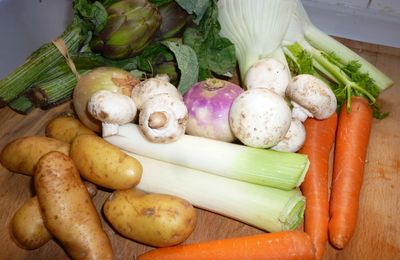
90,0,161,59
153,1,191,41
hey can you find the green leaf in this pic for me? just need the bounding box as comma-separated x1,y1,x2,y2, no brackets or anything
73,0,108,33
149,0,174,7
183,1,236,81
162,41,199,94
136,42,175,72
175,0,210,24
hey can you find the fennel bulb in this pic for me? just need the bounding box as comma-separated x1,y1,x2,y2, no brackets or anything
217,0,295,79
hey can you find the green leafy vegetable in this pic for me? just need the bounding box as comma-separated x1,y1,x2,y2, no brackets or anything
183,0,236,80
162,41,199,94
175,0,210,24
149,0,174,7
73,0,108,33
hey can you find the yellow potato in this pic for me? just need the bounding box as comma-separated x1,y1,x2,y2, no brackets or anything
34,151,114,259
10,197,51,250
0,136,70,175
70,134,142,190
103,189,197,247
10,181,98,250
45,114,96,143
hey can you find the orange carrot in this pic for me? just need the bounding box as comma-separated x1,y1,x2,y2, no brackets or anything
329,96,373,249
299,113,338,260
137,231,316,260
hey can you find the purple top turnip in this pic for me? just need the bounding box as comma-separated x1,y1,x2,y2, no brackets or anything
183,78,243,142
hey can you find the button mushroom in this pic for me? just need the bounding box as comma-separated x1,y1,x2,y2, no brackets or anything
229,88,292,148
87,90,137,137
131,76,182,110
286,74,337,122
139,93,188,143
271,118,306,152
244,58,290,96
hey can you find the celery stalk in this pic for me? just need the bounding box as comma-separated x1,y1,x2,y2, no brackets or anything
132,153,305,232
105,123,310,190
304,26,394,91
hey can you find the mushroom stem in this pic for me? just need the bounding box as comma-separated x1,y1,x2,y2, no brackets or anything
102,122,120,137
291,101,313,122
148,111,168,129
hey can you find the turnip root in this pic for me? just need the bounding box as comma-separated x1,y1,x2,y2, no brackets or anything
183,79,243,142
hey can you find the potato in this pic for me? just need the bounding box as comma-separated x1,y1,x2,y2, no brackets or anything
70,134,142,190
35,151,113,259
10,197,51,250
103,189,197,247
0,136,70,175
45,114,96,143
10,181,98,250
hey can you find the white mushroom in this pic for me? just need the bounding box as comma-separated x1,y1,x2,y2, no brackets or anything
271,118,306,152
87,90,137,137
139,93,188,143
286,74,337,122
244,58,290,96
229,88,292,148
131,77,182,110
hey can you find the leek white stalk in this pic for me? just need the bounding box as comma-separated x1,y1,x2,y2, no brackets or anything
217,0,294,79
131,152,305,232
105,123,309,190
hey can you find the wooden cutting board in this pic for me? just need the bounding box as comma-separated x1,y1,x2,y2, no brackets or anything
0,39,399,260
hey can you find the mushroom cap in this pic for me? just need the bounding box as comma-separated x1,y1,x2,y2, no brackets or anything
87,90,137,125
271,118,306,152
131,78,182,110
139,93,188,143
286,74,337,120
229,88,292,148
244,58,290,96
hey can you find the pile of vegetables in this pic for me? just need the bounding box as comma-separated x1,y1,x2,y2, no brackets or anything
0,0,236,114
0,0,395,259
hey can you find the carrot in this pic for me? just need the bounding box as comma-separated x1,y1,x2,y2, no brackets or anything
137,231,316,260
298,113,338,260
328,96,373,249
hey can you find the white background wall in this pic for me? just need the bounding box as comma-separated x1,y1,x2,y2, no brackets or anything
302,0,400,48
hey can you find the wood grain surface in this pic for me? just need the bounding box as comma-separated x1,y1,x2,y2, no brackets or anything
0,39,399,260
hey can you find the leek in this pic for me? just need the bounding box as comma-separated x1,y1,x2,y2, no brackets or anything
104,123,309,190
131,152,305,232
